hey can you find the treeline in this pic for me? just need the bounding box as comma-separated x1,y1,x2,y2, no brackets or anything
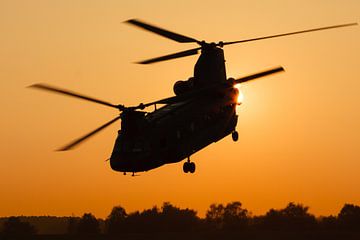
1,202,360,237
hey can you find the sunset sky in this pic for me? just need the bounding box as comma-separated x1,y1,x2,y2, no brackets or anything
1,0,359,218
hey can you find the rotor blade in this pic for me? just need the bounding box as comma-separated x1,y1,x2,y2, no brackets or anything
141,84,216,107
29,83,119,109
137,47,200,64
144,81,226,106
142,66,285,107
125,19,199,43
234,66,285,84
57,116,121,151
144,92,194,106
223,23,358,46
234,67,285,84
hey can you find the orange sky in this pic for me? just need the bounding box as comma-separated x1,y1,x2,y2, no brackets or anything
1,0,360,218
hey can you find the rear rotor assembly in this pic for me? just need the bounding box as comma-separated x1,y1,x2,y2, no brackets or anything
125,19,357,64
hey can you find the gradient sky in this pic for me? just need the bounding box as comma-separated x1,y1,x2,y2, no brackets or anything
1,0,359,218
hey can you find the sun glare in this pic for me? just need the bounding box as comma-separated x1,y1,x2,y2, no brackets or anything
234,84,244,104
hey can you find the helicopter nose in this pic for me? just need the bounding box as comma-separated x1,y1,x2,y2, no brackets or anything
109,152,140,172
110,158,130,172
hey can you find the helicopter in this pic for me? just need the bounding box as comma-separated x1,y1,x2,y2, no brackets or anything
30,19,357,175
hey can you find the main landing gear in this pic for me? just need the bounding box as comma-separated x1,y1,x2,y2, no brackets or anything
183,157,195,174
232,130,239,142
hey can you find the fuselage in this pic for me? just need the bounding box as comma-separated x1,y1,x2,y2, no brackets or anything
110,46,239,173
110,92,238,172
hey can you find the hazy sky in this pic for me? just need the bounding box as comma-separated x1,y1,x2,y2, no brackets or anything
1,0,359,218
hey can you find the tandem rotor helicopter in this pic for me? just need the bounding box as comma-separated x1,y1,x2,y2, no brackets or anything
30,19,357,175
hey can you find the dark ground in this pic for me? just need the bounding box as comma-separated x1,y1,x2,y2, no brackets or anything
2,231,360,240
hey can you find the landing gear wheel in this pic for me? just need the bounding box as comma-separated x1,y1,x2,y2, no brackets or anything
189,162,196,173
232,131,239,142
183,162,189,173
183,160,195,174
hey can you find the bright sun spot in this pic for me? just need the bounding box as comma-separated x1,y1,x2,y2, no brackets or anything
234,84,244,104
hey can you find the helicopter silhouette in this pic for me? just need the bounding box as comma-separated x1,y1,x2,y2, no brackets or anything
30,19,357,175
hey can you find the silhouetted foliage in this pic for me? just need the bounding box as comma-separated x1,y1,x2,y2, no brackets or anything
105,205,127,235
160,202,199,232
125,206,161,233
1,202,360,239
318,215,338,230
0,216,76,235
206,203,225,229
338,203,360,230
223,201,249,230
2,216,37,236
77,213,100,235
123,202,200,233
206,201,249,231
67,216,78,234
258,202,316,231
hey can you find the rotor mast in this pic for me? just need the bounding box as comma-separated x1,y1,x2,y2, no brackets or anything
194,43,227,84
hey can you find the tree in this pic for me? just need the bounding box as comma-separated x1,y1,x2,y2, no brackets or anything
160,202,199,232
120,203,199,233
205,202,249,231
117,206,160,233
105,206,127,235
2,216,37,236
318,215,338,230
206,203,225,229
260,202,316,231
77,213,100,235
67,216,78,235
338,203,360,230
223,202,249,231
126,206,161,233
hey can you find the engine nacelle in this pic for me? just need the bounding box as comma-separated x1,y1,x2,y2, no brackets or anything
173,80,191,95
